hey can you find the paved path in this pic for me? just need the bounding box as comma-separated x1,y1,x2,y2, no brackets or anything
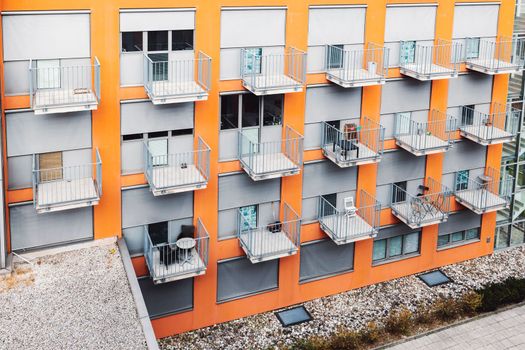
388,304,525,349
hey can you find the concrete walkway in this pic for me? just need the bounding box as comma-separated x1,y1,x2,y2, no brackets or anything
388,304,525,349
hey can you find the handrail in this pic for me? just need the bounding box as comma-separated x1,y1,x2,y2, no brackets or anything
465,36,525,72
459,103,520,142
325,43,389,82
399,39,462,77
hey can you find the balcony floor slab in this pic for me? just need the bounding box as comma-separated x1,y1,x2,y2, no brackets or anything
148,81,208,104
396,134,450,156
466,59,521,75
34,88,98,115
401,63,457,81
149,247,206,284
149,164,206,196
455,188,508,214
320,213,376,245
326,68,384,88
323,142,379,167
243,74,303,95
241,153,299,180
239,229,298,263
36,178,99,213
460,125,513,145
391,201,447,229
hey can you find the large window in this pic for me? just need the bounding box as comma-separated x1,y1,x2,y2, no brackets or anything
400,41,416,64
372,231,421,263
172,30,194,51
122,32,143,52
220,94,284,131
466,37,480,59
461,104,475,126
148,31,169,51
392,181,407,203
455,170,470,191
243,48,262,74
438,228,480,248
263,95,284,126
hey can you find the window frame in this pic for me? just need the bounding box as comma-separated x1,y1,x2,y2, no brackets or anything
372,231,421,264
437,227,481,249
400,41,416,64
220,94,284,131
121,31,144,53
392,180,408,204
455,169,470,192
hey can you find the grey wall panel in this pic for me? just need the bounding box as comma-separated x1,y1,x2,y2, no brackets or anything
438,210,481,235
121,141,144,175
62,148,92,167
8,156,32,190
302,161,357,198
121,101,194,135
441,172,456,190
453,4,499,39
122,187,193,228
220,9,286,48
10,205,93,250
4,60,29,95
261,125,282,143
380,110,429,139
443,141,487,174
376,224,416,240
380,79,431,114
122,226,145,256
217,257,278,302
307,45,325,73
447,73,493,107
218,174,281,210
377,151,426,185
302,197,319,222
218,208,238,239
308,7,366,46
305,86,362,123
300,239,354,282
120,53,143,86
304,123,322,150
336,190,357,209
138,277,193,318
120,10,195,32
376,178,423,206
169,135,194,154
259,201,280,226
385,6,436,42
3,13,90,61
219,130,239,160
6,111,92,157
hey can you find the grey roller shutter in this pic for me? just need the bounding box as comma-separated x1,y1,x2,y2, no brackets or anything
218,174,281,210
443,141,487,174
447,74,494,107
452,4,499,39
138,277,193,318
376,151,426,185
305,86,362,123
380,79,431,114
121,102,194,135
120,10,195,32
308,7,366,46
299,239,354,282
384,5,437,42
302,161,357,198
438,211,481,236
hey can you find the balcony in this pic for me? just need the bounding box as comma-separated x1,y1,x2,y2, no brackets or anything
29,57,100,115
143,51,211,105
144,218,209,284
465,37,525,75
318,191,380,245
394,111,456,156
459,104,520,146
325,43,389,88
238,203,300,263
241,47,306,96
391,178,451,229
144,136,210,196
238,126,303,181
321,118,385,167
32,149,102,214
399,39,462,81
455,168,513,214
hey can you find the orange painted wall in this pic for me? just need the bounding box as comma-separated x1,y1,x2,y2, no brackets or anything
0,0,515,339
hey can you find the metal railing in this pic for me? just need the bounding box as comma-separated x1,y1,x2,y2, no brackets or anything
318,190,380,244
399,39,462,79
391,177,451,228
325,43,389,86
459,103,520,144
394,111,456,155
465,37,525,73
143,51,211,101
455,167,514,213
238,126,303,180
32,148,102,210
238,203,300,262
144,136,210,195
28,57,101,111
321,118,385,166
143,218,209,283
240,47,306,94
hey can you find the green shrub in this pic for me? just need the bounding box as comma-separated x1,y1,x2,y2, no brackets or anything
477,277,525,312
432,298,461,321
384,308,413,336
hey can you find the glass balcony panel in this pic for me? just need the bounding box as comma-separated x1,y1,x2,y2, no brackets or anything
465,36,525,75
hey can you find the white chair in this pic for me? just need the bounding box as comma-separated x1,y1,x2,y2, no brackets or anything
344,197,357,217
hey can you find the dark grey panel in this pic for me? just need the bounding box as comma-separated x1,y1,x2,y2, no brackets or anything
443,141,487,174
10,205,93,250
217,257,278,302
299,239,354,282
138,277,193,318
380,79,431,115
305,85,362,123
438,210,481,236
302,161,357,198
447,73,493,107
121,101,194,135
377,151,426,185
7,155,32,190
375,224,417,240
218,173,281,210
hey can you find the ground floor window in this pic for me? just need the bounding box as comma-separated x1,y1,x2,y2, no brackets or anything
438,228,480,248
372,231,420,263
495,222,525,249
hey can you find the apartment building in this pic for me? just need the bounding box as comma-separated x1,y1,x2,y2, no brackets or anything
0,0,522,338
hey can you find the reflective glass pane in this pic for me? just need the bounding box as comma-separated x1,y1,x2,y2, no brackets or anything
403,232,420,254
437,234,450,247
122,32,143,52
372,239,387,261
388,236,403,257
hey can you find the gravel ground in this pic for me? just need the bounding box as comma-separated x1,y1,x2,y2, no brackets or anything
160,246,525,350
0,243,147,350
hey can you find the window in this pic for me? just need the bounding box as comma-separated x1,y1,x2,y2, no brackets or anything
438,228,480,248
243,48,262,74
38,151,63,182
392,181,408,204
171,129,193,137
148,135,168,167
263,95,283,126
37,59,61,89
373,231,421,263
148,221,169,245
242,94,260,128
172,30,194,51
122,32,143,52
461,105,475,126
455,170,470,191
327,44,344,69
148,31,169,51
400,41,416,64
220,95,239,130
122,133,143,141
239,205,258,231
466,37,480,59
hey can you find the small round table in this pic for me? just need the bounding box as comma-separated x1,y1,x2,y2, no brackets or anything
176,237,196,266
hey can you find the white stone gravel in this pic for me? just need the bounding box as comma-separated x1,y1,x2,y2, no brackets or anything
0,242,147,350
160,246,525,350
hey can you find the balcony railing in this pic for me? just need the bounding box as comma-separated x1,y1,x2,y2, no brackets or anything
143,51,211,105
29,57,100,115
459,104,520,145
465,37,525,75
455,167,513,214
391,177,451,229
240,47,306,95
394,111,456,156
144,218,209,284
321,118,385,167
238,203,300,263
238,126,303,181
32,149,102,214
319,190,380,245
325,43,389,88
144,136,210,196
399,39,462,80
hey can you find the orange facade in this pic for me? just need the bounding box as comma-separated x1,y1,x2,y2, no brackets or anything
0,0,515,338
